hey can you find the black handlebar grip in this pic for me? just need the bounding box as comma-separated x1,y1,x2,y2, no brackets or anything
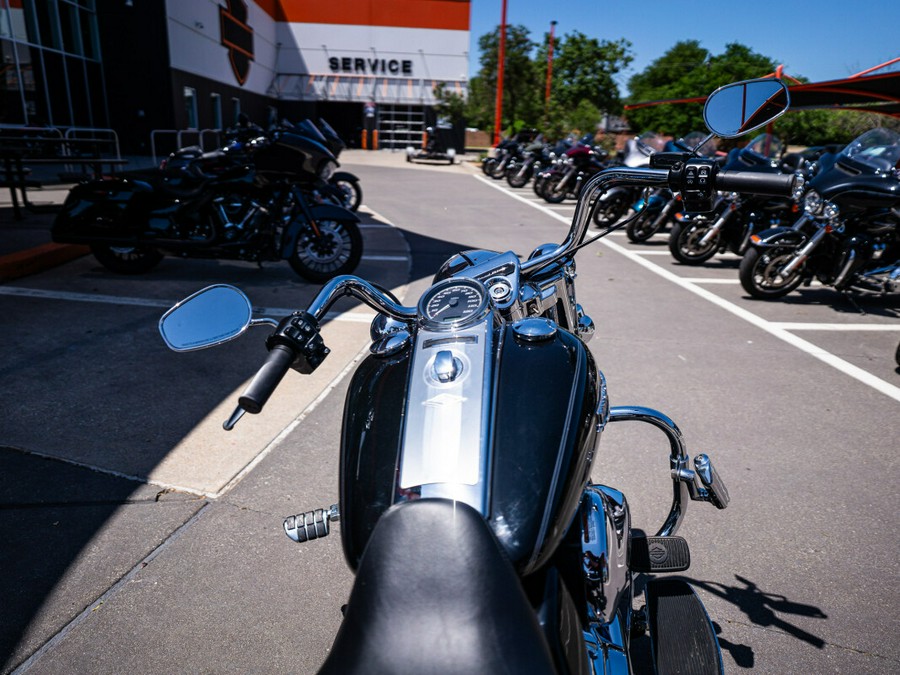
238,344,296,414
716,170,796,196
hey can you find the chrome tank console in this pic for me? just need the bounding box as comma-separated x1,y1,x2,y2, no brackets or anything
397,277,495,514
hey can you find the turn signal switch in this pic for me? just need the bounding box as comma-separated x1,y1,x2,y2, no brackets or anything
283,504,340,543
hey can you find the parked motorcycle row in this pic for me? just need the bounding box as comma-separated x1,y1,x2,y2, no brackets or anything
618,129,899,306
495,120,899,311
52,116,365,283
160,79,806,673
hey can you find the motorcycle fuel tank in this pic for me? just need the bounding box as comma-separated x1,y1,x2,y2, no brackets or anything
339,318,601,574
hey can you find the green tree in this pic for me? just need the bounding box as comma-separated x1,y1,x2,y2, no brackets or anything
467,25,540,137
433,82,467,124
626,41,776,136
549,32,632,115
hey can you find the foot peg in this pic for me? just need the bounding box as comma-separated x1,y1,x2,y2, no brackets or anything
631,535,690,573
675,453,730,509
283,504,340,543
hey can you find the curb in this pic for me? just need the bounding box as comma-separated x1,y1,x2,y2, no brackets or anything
0,243,90,282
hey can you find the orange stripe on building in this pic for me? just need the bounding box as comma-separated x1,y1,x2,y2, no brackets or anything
270,0,469,31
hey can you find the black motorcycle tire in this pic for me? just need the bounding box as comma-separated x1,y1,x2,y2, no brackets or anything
289,219,363,283
488,160,507,180
592,192,630,227
330,178,362,212
532,174,547,197
541,175,568,204
506,166,531,189
739,246,805,299
895,339,900,368
626,210,666,243
481,157,496,176
669,220,719,265
90,244,164,274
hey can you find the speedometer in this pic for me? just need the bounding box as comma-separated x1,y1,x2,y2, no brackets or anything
419,278,490,330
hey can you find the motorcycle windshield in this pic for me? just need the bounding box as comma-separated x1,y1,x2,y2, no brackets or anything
743,133,783,159
838,128,900,173
294,119,329,145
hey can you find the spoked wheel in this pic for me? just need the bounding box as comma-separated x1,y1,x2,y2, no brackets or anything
626,210,666,243
481,158,496,175
668,220,719,265
90,244,163,274
329,178,362,211
739,246,804,299
488,159,507,179
532,173,548,196
506,166,531,188
541,175,569,204
592,192,630,227
289,219,363,283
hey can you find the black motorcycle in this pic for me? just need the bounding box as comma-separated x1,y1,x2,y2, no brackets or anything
314,118,363,211
625,132,710,243
668,133,803,265
158,78,795,674
52,119,363,283
740,127,900,299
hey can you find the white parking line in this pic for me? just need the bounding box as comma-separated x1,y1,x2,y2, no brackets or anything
681,278,742,284
772,323,900,331
473,173,900,403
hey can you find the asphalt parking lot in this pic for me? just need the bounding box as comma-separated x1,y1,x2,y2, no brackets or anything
1,150,898,674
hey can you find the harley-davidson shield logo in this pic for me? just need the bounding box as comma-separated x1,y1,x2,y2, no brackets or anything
220,0,254,85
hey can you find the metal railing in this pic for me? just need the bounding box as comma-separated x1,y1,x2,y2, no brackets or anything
150,128,222,166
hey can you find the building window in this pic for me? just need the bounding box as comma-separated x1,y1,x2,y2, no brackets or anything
184,86,198,129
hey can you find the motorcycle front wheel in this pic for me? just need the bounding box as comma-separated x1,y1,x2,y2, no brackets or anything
90,244,163,274
739,246,805,299
506,165,531,188
289,219,363,283
541,175,568,204
669,220,719,265
329,178,362,212
626,209,666,243
592,192,630,227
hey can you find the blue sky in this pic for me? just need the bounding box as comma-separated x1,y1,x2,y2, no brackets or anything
467,0,900,94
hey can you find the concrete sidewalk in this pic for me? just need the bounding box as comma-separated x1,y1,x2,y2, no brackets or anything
0,151,480,674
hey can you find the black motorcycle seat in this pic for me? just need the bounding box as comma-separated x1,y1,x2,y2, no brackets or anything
318,498,557,675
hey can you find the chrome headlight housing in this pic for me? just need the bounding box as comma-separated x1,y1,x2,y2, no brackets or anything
791,173,806,200
803,190,823,215
823,201,840,220
319,160,337,181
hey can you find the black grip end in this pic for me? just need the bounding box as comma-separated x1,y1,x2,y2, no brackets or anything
717,170,796,197
238,344,296,414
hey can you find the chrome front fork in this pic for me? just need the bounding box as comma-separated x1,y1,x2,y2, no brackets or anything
781,217,827,277
698,201,735,247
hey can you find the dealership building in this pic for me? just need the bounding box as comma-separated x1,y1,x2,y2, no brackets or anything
1,0,471,154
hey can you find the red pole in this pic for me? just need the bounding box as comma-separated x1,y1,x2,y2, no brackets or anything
492,0,507,146
544,20,557,111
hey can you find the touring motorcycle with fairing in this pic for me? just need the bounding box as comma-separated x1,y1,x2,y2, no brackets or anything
740,127,899,299
159,79,796,674
52,118,363,283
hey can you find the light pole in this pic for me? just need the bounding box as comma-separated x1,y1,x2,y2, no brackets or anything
492,0,507,146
